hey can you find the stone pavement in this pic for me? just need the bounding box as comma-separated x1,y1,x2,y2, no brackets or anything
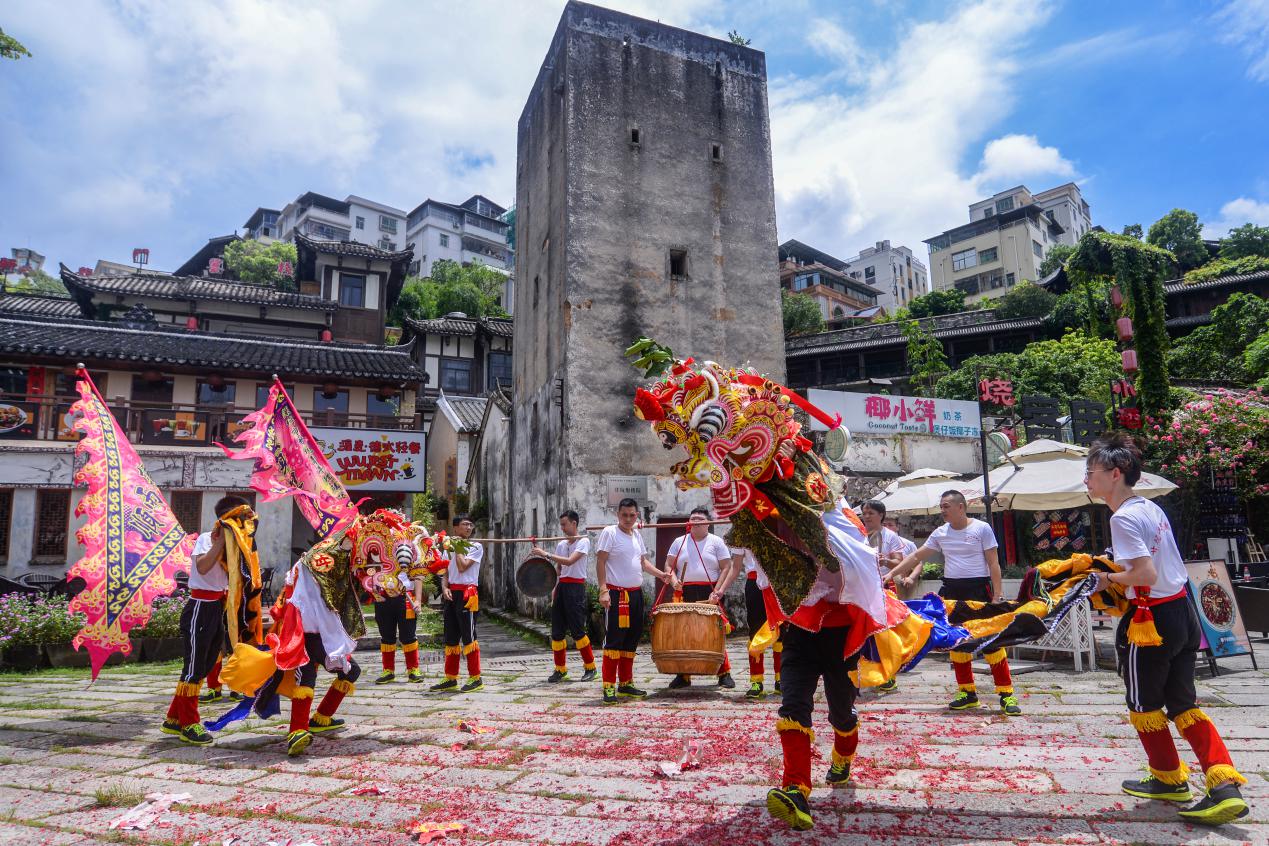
0,618,1265,846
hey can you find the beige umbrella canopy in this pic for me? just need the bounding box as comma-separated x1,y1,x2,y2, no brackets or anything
871,467,985,516
964,438,1178,511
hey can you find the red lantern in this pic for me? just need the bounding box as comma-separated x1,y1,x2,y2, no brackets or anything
1121,349,1138,374
322,381,339,399
208,373,225,390
1110,285,1123,309
319,328,333,343
185,315,199,330
1116,317,1134,342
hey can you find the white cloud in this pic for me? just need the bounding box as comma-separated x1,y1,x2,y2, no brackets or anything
770,0,1064,262
1202,197,1269,239
1215,0,1269,82
975,135,1076,187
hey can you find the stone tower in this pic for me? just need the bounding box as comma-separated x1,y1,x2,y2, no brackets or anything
510,1,783,545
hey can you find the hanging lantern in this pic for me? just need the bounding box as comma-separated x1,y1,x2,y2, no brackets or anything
1110,285,1123,309
1116,316,1134,342
1121,349,1138,374
142,369,163,383
322,381,339,399
208,373,225,391
319,328,333,343
185,315,199,331
376,385,399,402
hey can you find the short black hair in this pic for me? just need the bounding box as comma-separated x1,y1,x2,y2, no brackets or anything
559,509,580,524
940,490,967,507
617,498,640,512
1088,432,1143,486
861,499,886,517
214,495,250,518
690,506,711,519
452,514,473,526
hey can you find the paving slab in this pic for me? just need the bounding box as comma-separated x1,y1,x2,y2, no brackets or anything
0,616,1260,845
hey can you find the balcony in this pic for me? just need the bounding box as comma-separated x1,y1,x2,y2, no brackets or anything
0,393,421,449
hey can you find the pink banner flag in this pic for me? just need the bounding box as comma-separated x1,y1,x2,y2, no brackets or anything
67,371,195,678
219,379,359,538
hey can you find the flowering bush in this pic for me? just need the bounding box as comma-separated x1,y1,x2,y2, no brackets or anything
0,594,87,649
130,593,186,639
1147,388,1269,498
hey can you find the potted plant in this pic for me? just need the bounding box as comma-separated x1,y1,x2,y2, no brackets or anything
41,596,92,668
132,594,186,662
0,594,49,670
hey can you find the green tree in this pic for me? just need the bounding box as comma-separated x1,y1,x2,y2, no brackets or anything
727,30,751,45
5,268,68,296
1167,293,1269,384
222,240,298,290
1068,231,1175,420
1146,208,1208,272
1037,244,1075,279
903,319,949,396
1,27,30,60
934,330,1121,409
994,281,1057,320
906,287,965,318
1183,254,1269,285
1121,223,1143,240
1246,332,1269,389
387,260,509,326
782,291,825,336
1220,222,1269,260
1045,276,1113,338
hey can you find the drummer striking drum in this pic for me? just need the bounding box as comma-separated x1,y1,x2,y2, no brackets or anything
531,510,598,683
594,498,674,705
663,507,738,690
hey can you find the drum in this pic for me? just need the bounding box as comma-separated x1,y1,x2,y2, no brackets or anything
651,601,726,675
515,556,557,599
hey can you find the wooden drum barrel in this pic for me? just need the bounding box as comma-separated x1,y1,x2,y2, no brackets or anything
651,602,726,675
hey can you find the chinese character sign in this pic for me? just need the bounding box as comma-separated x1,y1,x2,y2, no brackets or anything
978,378,1015,407
806,389,981,439
311,428,426,492
208,257,224,274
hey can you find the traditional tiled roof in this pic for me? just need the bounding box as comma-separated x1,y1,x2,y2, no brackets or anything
293,233,413,263
0,294,83,319
1164,268,1269,294
59,264,334,312
0,314,424,382
786,309,1021,357
401,314,512,340
441,394,489,433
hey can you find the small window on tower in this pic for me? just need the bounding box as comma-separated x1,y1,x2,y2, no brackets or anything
711,144,722,162
669,249,687,279
630,127,641,145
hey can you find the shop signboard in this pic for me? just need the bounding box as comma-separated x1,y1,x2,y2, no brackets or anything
1185,559,1253,660
0,400,41,440
311,428,425,492
806,389,982,439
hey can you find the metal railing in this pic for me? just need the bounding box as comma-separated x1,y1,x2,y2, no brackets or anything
0,393,421,447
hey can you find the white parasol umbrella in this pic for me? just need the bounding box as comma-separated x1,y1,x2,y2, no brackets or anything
963,438,1178,511
870,467,984,516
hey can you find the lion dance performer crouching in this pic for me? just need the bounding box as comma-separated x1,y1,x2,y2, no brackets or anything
627,340,913,831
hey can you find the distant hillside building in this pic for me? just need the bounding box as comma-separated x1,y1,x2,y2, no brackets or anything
403,195,513,279
843,240,928,312
270,192,409,252
926,182,1092,305
778,240,882,320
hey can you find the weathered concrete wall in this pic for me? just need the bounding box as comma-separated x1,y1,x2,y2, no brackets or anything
511,2,783,558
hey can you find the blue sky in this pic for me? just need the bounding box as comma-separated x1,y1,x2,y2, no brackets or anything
2,0,1268,274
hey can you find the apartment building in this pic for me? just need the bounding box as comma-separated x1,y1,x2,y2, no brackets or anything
778,240,882,319
968,183,1092,247
843,240,928,311
270,192,409,252
403,194,513,279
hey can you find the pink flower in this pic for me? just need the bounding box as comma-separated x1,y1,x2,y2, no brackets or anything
1199,427,1210,435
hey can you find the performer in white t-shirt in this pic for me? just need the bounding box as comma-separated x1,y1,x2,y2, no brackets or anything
531,510,597,683
431,515,485,693
663,507,738,690
1085,433,1248,825
886,490,1020,716
594,498,672,705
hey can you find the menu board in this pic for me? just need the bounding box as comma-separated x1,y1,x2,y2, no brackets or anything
1185,559,1253,659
